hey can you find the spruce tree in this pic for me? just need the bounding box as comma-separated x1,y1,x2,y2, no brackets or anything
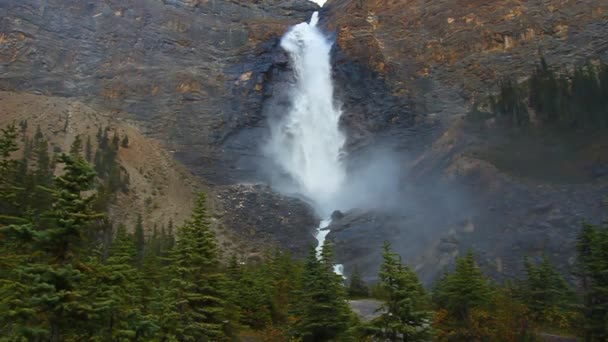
432,251,493,339
348,265,369,298
518,256,574,325
168,192,230,341
121,134,129,148
370,242,431,341
236,265,274,329
577,221,608,341
70,134,83,156
90,224,156,340
296,244,351,341
0,153,99,340
134,213,145,263
85,135,92,162
0,123,21,221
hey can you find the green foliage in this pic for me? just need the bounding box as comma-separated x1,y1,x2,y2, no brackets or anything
0,123,22,221
94,126,128,194
85,135,92,162
491,78,530,127
577,221,608,341
517,256,575,327
432,252,494,339
70,134,83,156
121,134,129,148
368,242,432,341
167,193,230,341
433,252,493,320
0,153,99,341
487,58,608,130
348,264,369,298
89,224,157,340
293,244,352,341
134,214,145,263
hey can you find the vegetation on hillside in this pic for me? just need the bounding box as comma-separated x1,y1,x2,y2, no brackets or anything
482,58,608,129
1,121,607,341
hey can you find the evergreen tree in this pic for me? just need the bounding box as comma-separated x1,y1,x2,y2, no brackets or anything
0,153,99,340
70,134,83,156
577,221,608,341
90,224,156,340
432,251,493,340
166,219,175,251
85,135,92,162
134,213,145,263
295,244,351,341
0,123,21,221
168,192,230,341
370,242,431,341
111,130,120,152
518,256,574,326
348,265,369,298
236,265,274,329
121,134,129,148
493,78,529,127
30,126,53,213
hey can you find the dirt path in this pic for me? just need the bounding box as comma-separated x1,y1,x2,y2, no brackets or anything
349,299,384,322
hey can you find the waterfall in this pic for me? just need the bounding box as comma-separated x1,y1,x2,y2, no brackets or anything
265,11,345,275
309,0,327,6
266,11,346,213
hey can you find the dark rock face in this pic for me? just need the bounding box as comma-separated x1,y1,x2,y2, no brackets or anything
320,0,608,283
212,184,317,258
0,0,317,183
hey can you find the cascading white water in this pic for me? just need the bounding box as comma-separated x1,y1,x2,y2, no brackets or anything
265,11,345,275
309,0,327,6
266,11,346,213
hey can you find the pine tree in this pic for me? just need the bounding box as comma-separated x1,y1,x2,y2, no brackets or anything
121,134,129,148
85,135,92,162
166,218,175,251
370,242,431,341
70,134,83,156
577,221,608,341
0,123,21,221
518,256,574,325
236,265,274,329
111,130,120,151
90,224,156,340
168,192,230,341
295,243,351,341
348,265,369,298
432,251,493,340
30,126,53,213
0,153,99,340
134,213,145,263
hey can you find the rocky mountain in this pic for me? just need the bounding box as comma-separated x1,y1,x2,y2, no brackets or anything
320,0,608,282
1,0,607,280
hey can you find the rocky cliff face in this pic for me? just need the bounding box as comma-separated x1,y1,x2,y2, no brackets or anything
320,0,608,282
0,0,317,181
0,0,320,258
